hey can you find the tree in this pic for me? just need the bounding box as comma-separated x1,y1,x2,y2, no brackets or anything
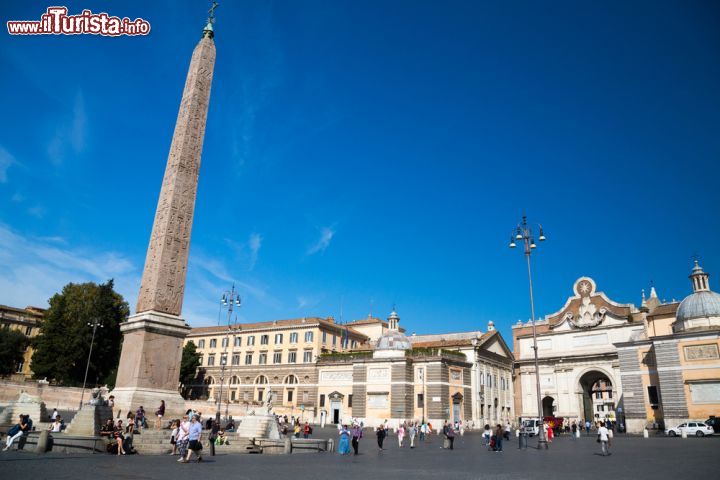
0,329,30,376
180,342,202,398
31,280,129,387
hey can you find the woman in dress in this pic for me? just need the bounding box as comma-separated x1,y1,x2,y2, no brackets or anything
397,422,406,447
338,425,351,455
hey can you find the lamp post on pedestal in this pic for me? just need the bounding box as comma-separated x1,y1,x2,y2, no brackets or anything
509,214,548,450
79,319,103,410
216,284,241,423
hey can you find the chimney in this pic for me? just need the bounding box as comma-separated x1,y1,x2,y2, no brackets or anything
487,321,495,332
326,316,335,324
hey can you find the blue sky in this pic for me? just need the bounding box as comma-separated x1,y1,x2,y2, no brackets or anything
1,0,719,342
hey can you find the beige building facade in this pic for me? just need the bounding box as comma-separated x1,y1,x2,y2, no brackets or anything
0,304,44,380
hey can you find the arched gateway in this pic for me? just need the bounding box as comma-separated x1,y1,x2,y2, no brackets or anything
578,370,615,422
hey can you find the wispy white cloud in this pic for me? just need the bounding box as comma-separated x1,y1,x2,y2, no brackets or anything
0,223,139,310
306,226,336,256
248,233,262,270
0,145,16,183
47,91,86,165
186,250,282,326
296,294,323,311
224,232,263,271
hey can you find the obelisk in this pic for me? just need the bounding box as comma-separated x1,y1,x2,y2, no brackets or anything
112,8,218,416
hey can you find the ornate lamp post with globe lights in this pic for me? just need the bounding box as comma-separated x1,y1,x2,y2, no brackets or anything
509,214,548,449
216,284,241,423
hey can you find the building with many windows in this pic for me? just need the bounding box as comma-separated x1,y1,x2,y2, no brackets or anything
0,304,45,380
185,309,514,428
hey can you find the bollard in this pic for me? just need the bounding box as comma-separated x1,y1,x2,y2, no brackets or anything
284,437,292,454
681,428,687,439
643,428,649,438
35,430,50,454
327,438,335,452
576,429,581,439
515,429,520,438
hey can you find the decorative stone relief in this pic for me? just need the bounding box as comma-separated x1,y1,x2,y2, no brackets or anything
367,368,390,381
684,344,719,361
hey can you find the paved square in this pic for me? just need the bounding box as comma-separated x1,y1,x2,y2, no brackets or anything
2,431,719,479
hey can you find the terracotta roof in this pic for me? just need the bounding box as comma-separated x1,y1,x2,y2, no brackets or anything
187,317,368,340
648,302,679,318
410,331,494,349
347,316,386,326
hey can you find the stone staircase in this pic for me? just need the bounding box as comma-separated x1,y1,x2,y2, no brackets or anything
132,429,260,455
65,405,113,436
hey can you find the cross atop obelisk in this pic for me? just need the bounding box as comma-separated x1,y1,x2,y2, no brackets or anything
113,5,218,417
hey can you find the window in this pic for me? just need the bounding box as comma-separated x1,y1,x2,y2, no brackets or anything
348,394,353,407
608,390,613,399
234,337,242,347
332,334,337,346
273,351,282,364
25,326,32,335
208,355,215,366
259,353,267,364
417,393,424,408
261,335,269,345
320,394,325,407
245,353,253,365
417,368,425,381
305,331,314,342
284,375,298,384
220,354,227,366
304,351,312,363
595,391,602,399
352,340,357,348
255,375,268,384
231,354,240,366
275,333,283,344
287,390,294,402
230,391,236,401
198,339,205,348
302,391,309,402
257,390,264,402
486,373,491,387
210,339,217,348
480,373,484,386
288,351,297,363
222,337,228,348
322,332,327,343
230,375,239,384
247,336,255,346
198,355,204,365
290,332,298,343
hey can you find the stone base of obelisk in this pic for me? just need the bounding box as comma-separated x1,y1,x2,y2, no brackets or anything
111,311,191,421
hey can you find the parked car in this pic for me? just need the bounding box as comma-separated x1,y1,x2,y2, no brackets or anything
665,421,714,437
704,417,720,434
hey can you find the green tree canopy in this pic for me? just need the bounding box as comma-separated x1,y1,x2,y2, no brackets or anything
31,280,129,387
180,342,202,398
0,329,30,376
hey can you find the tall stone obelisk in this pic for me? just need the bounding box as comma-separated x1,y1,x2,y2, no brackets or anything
112,9,218,416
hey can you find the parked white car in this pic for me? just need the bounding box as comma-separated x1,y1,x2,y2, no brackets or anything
665,421,714,437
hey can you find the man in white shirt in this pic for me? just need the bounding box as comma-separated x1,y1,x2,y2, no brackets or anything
598,422,611,456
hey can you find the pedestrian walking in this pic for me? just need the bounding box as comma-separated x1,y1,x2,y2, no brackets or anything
598,422,612,456
494,424,503,452
338,425,351,455
176,415,190,459
585,420,591,436
483,424,491,447
420,422,427,441
170,420,179,455
303,422,311,439
351,423,363,455
376,424,386,449
409,423,417,448
443,421,455,450
398,423,406,447
571,421,577,440
504,421,512,441
181,415,203,463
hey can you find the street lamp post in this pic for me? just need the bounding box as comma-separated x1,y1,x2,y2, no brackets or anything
509,214,548,449
216,284,241,423
79,319,103,410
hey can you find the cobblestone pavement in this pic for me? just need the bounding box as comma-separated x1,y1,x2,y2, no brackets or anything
2,431,719,479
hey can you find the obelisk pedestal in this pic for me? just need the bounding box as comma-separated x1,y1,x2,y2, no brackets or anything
111,15,217,419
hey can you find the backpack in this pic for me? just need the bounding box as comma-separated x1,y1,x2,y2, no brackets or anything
25,419,33,432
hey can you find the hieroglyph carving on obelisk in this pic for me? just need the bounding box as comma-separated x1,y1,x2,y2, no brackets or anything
135,29,216,317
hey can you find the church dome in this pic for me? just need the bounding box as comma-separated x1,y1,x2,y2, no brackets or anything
373,309,411,358
674,261,720,333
